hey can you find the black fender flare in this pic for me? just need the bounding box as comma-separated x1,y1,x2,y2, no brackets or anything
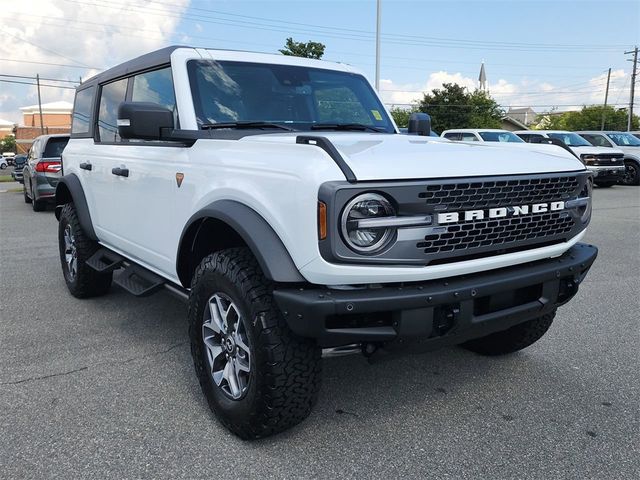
177,200,306,284
54,174,98,241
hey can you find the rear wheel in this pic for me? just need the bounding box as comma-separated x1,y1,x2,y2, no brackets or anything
58,203,112,298
462,311,555,356
23,183,31,204
31,185,45,212
189,247,321,439
622,160,640,185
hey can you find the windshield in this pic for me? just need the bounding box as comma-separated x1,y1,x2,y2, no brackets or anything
547,132,591,147
187,60,394,133
478,131,524,143
43,137,69,158
607,132,640,146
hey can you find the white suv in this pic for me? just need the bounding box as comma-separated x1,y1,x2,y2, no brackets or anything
576,131,640,186
514,130,625,188
56,46,598,439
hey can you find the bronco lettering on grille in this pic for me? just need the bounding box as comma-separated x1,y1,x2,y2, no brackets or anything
437,201,565,224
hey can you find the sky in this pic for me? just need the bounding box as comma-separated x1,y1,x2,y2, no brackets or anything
1,0,639,124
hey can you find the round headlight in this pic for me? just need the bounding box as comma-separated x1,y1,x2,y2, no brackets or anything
341,193,396,253
581,177,593,223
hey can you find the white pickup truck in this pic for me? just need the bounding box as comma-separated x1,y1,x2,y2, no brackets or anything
55,46,598,439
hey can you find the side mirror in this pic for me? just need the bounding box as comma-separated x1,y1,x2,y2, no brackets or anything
407,112,431,136
117,102,174,140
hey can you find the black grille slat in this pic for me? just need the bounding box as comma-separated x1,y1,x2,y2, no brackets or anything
418,175,579,210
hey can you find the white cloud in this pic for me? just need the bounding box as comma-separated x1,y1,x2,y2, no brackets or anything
0,0,190,122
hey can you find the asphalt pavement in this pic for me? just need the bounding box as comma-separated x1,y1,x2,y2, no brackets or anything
0,183,638,479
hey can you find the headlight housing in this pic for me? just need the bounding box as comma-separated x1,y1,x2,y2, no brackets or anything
579,177,593,223
580,154,598,165
340,193,396,253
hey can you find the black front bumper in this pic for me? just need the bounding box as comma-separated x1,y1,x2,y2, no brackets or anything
273,243,597,348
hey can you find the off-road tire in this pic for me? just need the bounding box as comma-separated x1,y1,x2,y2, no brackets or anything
23,184,31,203
462,311,556,356
595,181,615,188
622,160,640,186
189,247,321,440
31,185,45,212
58,203,112,298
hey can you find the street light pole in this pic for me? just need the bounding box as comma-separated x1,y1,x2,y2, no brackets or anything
375,0,381,91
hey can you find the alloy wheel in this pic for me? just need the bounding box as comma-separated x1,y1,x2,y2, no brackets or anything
202,292,251,400
63,224,77,280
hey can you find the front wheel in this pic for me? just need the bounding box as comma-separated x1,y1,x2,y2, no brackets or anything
462,311,555,356
189,248,321,440
622,160,640,185
58,203,112,298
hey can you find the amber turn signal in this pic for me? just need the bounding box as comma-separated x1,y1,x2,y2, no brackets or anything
318,202,327,240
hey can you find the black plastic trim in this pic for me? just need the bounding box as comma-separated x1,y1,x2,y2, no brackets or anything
177,200,305,284
296,135,357,183
273,243,598,347
54,174,97,240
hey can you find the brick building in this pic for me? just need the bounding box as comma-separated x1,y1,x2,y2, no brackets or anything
15,101,73,154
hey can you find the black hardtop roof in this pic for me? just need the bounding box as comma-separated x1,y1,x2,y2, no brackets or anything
78,45,186,90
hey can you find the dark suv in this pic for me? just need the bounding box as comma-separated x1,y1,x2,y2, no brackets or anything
23,134,69,211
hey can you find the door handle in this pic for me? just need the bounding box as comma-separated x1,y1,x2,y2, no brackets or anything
111,167,129,177
79,162,92,171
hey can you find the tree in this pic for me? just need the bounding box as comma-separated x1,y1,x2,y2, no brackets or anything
279,37,326,59
533,105,639,131
389,106,417,128
0,135,16,153
416,83,503,133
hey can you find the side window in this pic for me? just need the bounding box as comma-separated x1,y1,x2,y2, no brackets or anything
444,133,461,141
71,87,94,135
582,134,607,147
131,67,178,125
461,132,479,142
29,140,40,160
98,78,128,142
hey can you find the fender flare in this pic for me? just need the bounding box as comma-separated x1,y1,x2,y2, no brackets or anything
54,174,98,241
178,200,306,284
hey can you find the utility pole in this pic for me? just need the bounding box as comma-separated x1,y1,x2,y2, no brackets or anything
36,74,45,135
601,68,611,130
375,0,381,91
625,46,638,131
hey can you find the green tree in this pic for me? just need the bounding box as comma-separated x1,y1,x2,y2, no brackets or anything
0,135,16,153
279,37,326,59
389,106,417,128
533,105,638,131
416,83,503,133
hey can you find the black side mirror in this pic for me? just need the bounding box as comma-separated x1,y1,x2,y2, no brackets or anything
407,112,431,136
117,102,174,140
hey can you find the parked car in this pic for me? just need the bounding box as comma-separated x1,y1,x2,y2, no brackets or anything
514,130,625,188
10,154,27,183
576,131,640,185
2,152,15,166
23,134,69,211
630,131,640,140
0,157,7,170
441,128,525,143
56,46,597,439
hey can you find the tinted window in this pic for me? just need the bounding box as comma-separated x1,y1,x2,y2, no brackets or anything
43,137,70,158
580,134,610,147
461,132,479,141
187,60,394,132
547,132,590,147
72,87,94,134
478,131,524,142
607,132,640,146
132,67,177,125
443,132,461,140
517,133,543,143
98,78,128,142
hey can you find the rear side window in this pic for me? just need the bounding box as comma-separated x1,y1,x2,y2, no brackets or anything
518,134,543,143
461,132,479,141
43,137,70,158
581,134,609,147
98,78,128,142
72,87,94,135
443,132,461,141
131,67,177,126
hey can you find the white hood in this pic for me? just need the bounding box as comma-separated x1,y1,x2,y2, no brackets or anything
570,145,625,156
244,132,585,181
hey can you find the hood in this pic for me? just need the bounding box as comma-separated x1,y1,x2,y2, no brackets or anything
609,145,640,158
570,145,625,156
243,132,585,181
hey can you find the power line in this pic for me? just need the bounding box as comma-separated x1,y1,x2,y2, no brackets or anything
0,79,77,89
0,74,80,84
0,58,102,70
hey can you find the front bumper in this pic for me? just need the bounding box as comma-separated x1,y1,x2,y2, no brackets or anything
274,243,597,348
588,165,625,180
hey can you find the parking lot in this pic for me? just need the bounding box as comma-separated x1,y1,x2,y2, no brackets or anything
0,183,638,479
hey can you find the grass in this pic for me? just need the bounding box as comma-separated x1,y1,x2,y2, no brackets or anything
0,175,15,183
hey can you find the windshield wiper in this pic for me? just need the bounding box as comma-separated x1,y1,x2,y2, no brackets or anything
310,123,384,133
201,121,295,131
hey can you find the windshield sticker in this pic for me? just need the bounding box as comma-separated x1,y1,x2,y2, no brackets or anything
371,110,383,121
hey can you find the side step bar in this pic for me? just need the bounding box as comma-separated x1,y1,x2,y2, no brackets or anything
86,247,187,299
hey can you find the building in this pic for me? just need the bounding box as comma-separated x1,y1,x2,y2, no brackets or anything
507,107,538,126
14,101,73,154
0,118,15,137
501,115,528,132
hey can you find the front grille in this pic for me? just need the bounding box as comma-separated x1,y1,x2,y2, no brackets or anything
417,211,574,255
595,154,624,166
418,176,579,211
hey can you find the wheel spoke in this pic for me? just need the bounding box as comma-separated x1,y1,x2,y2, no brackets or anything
207,300,225,334
235,355,250,373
